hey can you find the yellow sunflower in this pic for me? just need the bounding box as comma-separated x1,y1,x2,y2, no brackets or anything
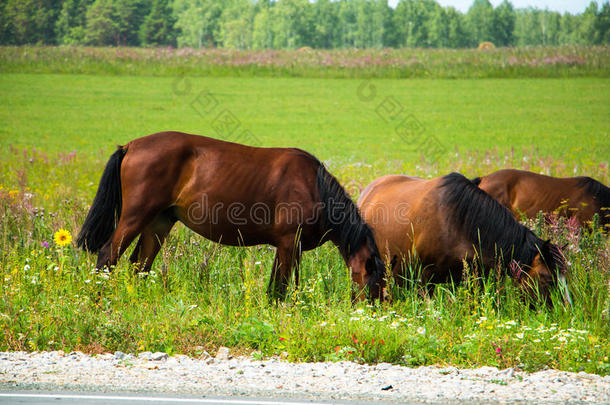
53,229,72,247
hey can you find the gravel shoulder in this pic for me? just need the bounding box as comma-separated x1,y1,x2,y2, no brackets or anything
1,350,608,404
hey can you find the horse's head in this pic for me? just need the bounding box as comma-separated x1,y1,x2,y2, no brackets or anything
513,240,571,306
346,236,387,302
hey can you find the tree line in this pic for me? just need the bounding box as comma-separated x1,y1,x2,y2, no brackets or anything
1,0,609,48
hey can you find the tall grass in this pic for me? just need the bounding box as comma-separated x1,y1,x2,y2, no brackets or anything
1,46,609,78
1,146,608,374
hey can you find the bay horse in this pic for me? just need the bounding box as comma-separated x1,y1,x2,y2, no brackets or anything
357,173,571,305
77,132,385,300
472,169,609,230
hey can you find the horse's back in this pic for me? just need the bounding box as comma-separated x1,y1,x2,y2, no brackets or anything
358,174,423,206
120,132,322,246
479,169,603,222
358,175,440,263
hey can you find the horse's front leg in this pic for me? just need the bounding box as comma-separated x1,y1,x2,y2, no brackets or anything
266,235,301,301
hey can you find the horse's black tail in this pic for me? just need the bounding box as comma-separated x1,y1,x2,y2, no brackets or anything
471,176,482,186
77,147,127,253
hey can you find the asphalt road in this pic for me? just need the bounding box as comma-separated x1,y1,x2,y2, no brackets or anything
0,392,408,405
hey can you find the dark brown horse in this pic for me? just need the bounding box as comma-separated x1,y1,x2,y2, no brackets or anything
77,132,385,300
472,169,609,230
358,173,571,304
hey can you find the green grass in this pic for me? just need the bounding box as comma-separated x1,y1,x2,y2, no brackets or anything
1,74,609,167
0,67,609,375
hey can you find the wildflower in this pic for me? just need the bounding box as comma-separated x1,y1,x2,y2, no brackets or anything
41,241,49,249
53,229,72,247
417,327,426,335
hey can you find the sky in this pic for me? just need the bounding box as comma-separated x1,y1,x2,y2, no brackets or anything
387,0,595,14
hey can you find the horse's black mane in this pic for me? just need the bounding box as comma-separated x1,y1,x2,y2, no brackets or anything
577,176,610,225
316,163,378,257
440,172,565,273
315,160,385,288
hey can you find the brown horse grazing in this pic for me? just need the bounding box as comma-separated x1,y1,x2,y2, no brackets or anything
358,173,571,304
472,169,610,229
77,132,385,300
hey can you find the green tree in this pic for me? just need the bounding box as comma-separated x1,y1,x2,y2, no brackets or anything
514,8,539,45
113,0,148,45
394,0,437,47
252,6,272,49
540,11,561,45
270,0,312,49
445,6,469,47
354,0,373,48
372,0,391,48
0,0,14,44
85,0,119,45
312,0,340,48
597,2,610,44
140,0,176,46
55,0,90,45
173,0,222,48
428,3,448,47
3,0,61,44
579,1,599,44
467,0,495,45
219,0,254,49
494,0,515,46
558,12,578,44
338,0,358,47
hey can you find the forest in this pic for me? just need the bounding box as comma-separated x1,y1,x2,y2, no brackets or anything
1,0,610,49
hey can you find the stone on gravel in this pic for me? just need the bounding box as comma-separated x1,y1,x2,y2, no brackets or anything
137,351,153,360
150,352,168,361
215,347,230,361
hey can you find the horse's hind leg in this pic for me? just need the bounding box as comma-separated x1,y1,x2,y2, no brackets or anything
130,210,176,273
96,206,161,271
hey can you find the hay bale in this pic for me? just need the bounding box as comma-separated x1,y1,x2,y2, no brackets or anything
477,42,496,50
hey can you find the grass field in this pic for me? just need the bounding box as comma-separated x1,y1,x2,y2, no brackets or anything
1,48,609,375
2,74,609,166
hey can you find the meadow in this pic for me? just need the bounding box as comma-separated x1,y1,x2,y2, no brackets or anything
0,47,609,375
1,46,609,79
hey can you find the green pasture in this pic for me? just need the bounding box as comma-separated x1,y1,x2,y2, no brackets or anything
1,74,609,168
0,69,609,375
